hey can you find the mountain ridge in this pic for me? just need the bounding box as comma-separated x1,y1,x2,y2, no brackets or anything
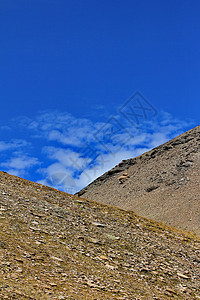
77,125,200,236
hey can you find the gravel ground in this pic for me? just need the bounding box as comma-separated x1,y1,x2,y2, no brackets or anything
0,171,200,299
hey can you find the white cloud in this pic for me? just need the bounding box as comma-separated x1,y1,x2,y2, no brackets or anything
2,156,38,169
0,139,28,152
74,150,138,190
26,111,108,147
4,169,22,177
1,155,40,177
39,147,152,193
0,141,11,152
4,109,194,193
47,129,86,146
38,162,77,194
44,146,92,170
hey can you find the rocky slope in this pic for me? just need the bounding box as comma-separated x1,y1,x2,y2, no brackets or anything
0,171,200,299
77,125,200,236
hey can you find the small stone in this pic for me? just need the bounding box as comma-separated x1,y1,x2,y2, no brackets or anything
177,272,190,279
105,234,120,241
15,258,23,263
92,222,106,227
89,238,101,245
105,264,116,270
152,271,158,275
61,273,68,277
43,285,51,289
16,268,23,273
51,256,63,262
49,282,57,287
15,291,23,296
35,241,41,245
29,226,41,232
166,288,177,295
75,200,84,204
100,255,109,261
140,268,150,273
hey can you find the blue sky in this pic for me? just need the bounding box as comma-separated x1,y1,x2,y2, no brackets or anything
0,0,199,193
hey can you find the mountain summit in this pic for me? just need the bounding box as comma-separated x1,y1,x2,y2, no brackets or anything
77,125,200,236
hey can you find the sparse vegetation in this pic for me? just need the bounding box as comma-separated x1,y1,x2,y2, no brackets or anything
0,171,200,299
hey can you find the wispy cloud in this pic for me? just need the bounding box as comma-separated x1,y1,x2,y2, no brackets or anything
0,93,194,193
0,140,28,152
32,110,193,193
1,154,40,177
1,155,39,170
43,146,92,170
13,111,101,146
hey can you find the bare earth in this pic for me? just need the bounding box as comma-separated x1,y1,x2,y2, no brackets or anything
77,125,200,236
0,171,200,299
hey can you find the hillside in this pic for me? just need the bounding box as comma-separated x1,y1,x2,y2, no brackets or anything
77,125,200,236
0,171,200,299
